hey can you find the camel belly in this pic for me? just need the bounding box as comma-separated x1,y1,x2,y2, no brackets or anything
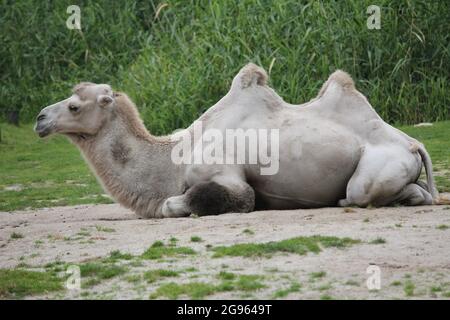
245,123,362,209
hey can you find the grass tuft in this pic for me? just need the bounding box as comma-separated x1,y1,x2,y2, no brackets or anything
150,282,217,300
273,282,301,298
144,269,179,283
0,269,63,298
369,237,387,244
404,280,416,297
10,232,24,239
190,236,203,243
212,235,360,258
141,241,196,260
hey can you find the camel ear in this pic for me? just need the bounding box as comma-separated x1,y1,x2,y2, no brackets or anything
97,95,113,107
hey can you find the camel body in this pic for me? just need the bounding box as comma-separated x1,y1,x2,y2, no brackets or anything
35,64,439,218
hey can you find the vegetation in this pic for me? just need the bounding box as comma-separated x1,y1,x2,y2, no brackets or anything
235,275,265,291
79,263,127,280
212,235,360,258
404,280,416,297
0,124,112,211
217,271,236,281
95,225,116,233
309,271,327,280
10,232,24,239
141,240,196,260
150,281,217,299
369,237,387,244
273,282,301,298
150,273,266,299
144,269,179,283
1,1,448,130
105,250,134,263
0,269,63,298
190,236,203,243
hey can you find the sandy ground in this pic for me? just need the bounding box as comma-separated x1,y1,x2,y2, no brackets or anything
1,202,449,299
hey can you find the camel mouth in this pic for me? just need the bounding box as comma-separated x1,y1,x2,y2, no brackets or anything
34,123,53,138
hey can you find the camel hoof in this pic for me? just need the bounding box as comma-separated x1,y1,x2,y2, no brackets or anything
162,196,190,218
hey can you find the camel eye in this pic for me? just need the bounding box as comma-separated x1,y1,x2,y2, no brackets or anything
68,105,79,112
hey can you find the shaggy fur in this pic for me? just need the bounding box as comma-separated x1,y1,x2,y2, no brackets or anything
185,181,255,216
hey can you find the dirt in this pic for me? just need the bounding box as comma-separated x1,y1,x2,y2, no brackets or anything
1,202,450,300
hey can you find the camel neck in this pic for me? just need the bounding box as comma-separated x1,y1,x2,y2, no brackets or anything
69,112,184,218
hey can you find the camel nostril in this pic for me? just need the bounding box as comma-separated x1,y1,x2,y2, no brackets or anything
37,114,46,122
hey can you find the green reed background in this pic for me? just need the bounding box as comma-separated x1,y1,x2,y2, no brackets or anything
1,0,449,135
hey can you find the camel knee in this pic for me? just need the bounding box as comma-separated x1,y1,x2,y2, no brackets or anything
185,181,255,216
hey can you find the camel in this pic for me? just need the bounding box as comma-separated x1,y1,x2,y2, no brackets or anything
35,63,440,218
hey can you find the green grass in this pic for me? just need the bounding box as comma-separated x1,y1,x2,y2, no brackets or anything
10,232,24,239
235,275,265,291
105,250,134,263
309,271,327,280
2,1,448,130
369,237,387,244
345,280,359,286
0,124,112,211
273,282,301,298
0,269,63,298
141,241,196,260
217,271,236,281
150,282,218,299
317,283,333,292
242,229,255,235
436,225,449,230
79,263,127,280
190,236,203,243
430,286,442,293
150,273,266,299
144,269,179,283
95,225,116,233
212,235,360,258
404,280,416,297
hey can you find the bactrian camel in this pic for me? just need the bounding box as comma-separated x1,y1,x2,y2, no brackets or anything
35,63,441,218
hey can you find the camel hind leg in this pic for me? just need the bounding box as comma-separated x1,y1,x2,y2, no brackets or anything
394,183,433,205
338,144,422,207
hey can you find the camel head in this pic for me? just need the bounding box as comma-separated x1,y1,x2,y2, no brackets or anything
35,82,115,138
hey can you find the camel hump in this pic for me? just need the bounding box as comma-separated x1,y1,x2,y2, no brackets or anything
318,70,355,97
327,70,355,89
232,63,268,90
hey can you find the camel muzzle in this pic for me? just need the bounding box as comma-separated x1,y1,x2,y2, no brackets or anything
34,112,53,137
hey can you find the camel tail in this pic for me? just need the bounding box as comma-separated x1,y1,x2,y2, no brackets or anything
417,145,439,203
